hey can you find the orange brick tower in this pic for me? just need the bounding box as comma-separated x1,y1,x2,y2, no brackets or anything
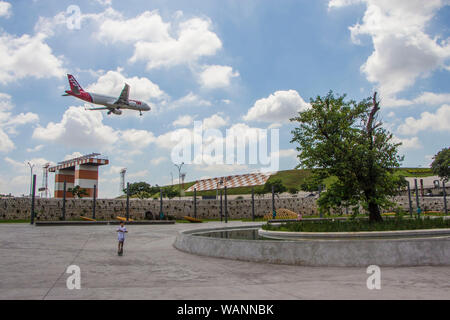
49,153,109,198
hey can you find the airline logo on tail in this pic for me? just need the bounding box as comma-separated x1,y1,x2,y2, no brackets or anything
68,74,83,94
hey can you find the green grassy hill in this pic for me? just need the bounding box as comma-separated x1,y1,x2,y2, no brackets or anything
117,167,435,198
183,167,434,197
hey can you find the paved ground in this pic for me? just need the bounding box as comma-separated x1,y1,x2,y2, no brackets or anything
0,222,449,300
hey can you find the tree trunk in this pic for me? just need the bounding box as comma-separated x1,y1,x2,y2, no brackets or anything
368,200,383,222
365,189,383,222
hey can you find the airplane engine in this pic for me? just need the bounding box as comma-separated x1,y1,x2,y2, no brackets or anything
111,109,122,115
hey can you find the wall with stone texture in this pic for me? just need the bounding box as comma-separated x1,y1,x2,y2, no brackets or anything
0,196,448,221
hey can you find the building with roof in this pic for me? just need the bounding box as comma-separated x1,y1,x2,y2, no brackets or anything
48,153,109,198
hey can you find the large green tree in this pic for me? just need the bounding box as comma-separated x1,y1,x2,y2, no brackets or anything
290,91,404,222
431,147,450,181
125,182,159,197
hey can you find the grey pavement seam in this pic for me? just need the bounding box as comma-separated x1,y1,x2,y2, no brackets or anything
41,232,92,300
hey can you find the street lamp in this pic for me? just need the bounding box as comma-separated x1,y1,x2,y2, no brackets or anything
27,162,34,197
174,162,184,199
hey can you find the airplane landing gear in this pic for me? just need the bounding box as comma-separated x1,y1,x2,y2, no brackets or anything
107,110,112,115
139,111,143,116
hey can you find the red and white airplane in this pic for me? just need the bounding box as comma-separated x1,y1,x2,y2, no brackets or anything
63,74,151,116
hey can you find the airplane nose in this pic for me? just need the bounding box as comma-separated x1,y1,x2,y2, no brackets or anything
146,104,151,111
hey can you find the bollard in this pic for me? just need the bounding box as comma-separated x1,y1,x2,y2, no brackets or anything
272,185,276,219
30,174,36,225
126,182,130,221
159,188,164,220
92,184,96,220
220,189,223,222
224,186,228,223
443,180,448,215
194,188,197,219
414,179,420,218
62,180,66,221
251,187,255,221
407,181,413,218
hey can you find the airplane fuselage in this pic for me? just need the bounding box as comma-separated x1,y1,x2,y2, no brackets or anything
65,90,151,113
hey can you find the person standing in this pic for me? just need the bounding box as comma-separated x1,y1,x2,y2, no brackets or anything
117,221,128,255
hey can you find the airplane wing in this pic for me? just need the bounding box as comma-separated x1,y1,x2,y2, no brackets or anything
114,83,130,104
85,106,110,111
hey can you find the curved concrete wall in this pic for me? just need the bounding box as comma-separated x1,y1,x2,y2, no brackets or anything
173,226,450,267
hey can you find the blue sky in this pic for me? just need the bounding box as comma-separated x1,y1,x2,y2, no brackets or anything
0,0,449,197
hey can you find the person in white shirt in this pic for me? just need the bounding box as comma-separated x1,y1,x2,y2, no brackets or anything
117,222,128,255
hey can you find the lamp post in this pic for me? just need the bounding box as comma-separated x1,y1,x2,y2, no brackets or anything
174,162,184,199
27,162,34,197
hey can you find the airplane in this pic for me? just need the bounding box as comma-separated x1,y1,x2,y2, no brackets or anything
62,74,151,116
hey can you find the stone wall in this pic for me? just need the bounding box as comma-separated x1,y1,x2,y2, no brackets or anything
0,196,448,221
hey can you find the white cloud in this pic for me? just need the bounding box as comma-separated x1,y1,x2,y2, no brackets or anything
378,91,450,108
0,129,14,152
155,128,193,150
170,92,212,109
32,107,158,156
97,10,170,44
392,136,422,150
2,112,39,134
63,151,83,160
397,104,450,135
95,0,113,6
120,129,155,151
203,113,229,130
173,115,194,127
0,32,65,84
332,0,450,100
268,123,282,129
277,149,298,158
4,156,54,173
26,145,44,153
328,0,363,9
412,92,450,106
199,65,239,89
86,68,165,102
35,7,121,38
32,106,119,149
243,90,310,123
0,1,11,18
128,170,150,179
129,17,222,69
106,165,125,175
0,93,39,152
151,157,167,166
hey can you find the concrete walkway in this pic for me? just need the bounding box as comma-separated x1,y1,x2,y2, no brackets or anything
0,222,449,300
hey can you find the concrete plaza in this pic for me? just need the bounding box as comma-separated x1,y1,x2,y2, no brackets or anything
0,222,449,300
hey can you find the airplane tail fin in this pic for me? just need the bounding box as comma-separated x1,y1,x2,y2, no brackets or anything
67,74,84,95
